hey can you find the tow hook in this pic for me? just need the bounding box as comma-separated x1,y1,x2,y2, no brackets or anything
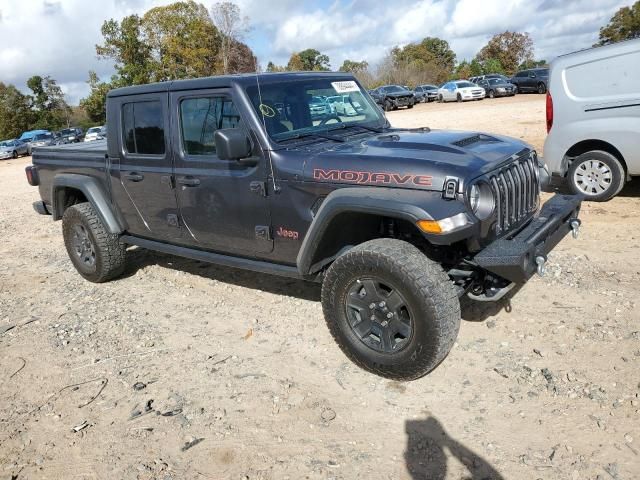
535,255,547,277
570,219,581,239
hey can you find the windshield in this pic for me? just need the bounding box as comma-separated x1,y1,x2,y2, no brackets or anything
33,134,50,140
87,127,100,133
385,85,407,93
456,81,475,88
246,78,385,142
0,142,7,147
61,128,75,135
488,79,503,85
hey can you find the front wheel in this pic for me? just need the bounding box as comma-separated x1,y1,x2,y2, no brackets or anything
62,202,126,282
568,150,625,201
488,90,495,98
456,93,462,103
321,239,461,380
513,85,518,94
438,94,444,103
12,151,18,159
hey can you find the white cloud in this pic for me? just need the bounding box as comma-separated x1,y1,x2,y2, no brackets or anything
0,0,632,104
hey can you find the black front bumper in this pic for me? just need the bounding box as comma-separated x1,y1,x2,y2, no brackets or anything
473,194,582,283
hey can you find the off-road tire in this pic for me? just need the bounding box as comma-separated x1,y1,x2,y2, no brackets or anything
567,150,625,201
62,202,126,283
321,239,461,380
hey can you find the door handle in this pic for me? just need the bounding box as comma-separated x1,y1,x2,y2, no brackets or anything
176,176,200,187
124,172,144,182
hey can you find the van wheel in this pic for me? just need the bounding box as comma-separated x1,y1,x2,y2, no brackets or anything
321,239,461,380
62,202,126,282
537,83,546,94
568,150,625,201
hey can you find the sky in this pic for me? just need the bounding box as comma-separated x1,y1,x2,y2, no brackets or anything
0,0,631,104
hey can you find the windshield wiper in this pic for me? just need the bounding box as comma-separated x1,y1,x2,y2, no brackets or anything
277,131,345,143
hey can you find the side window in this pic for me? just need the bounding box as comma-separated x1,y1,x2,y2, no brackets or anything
180,97,241,156
122,101,165,155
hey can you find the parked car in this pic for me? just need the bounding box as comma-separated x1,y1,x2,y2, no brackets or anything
0,139,29,159
369,85,415,111
309,96,331,118
437,81,485,102
84,126,105,142
58,127,84,143
30,133,56,151
326,95,363,116
413,84,439,103
510,68,549,94
19,130,50,141
26,72,582,380
543,38,640,201
477,78,516,98
472,74,510,84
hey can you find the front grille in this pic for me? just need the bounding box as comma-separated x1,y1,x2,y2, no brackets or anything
487,152,540,235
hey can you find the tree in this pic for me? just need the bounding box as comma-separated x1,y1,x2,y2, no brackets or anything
80,71,111,123
476,31,534,76
390,37,456,84
96,14,153,85
339,60,369,75
597,2,640,45
286,53,304,71
266,61,286,72
480,58,505,75
26,75,71,130
288,49,330,71
142,1,221,81
211,1,250,74
226,39,257,73
0,83,34,139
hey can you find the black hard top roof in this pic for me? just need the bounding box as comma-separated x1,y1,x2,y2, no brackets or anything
107,71,355,98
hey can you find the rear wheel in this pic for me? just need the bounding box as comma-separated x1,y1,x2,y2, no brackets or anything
567,150,625,201
62,202,126,282
537,82,546,94
321,239,461,380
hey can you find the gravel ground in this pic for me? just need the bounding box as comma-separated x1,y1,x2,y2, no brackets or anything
1,95,639,480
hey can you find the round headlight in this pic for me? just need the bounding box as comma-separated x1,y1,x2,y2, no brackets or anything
469,182,495,220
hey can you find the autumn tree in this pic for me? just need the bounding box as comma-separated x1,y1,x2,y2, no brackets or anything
266,61,286,72
26,75,71,130
287,49,330,71
0,83,34,139
476,31,534,75
597,1,640,45
211,1,251,74
142,1,221,81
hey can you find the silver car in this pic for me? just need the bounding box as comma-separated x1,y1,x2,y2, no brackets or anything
544,38,640,201
30,133,56,150
0,139,29,159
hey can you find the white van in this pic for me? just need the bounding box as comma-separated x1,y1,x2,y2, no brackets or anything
543,38,640,201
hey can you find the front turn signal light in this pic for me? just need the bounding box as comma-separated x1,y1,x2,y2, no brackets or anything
416,220,442,234
416,213,471,235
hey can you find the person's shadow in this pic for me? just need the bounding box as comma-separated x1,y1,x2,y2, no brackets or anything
405,417,504,480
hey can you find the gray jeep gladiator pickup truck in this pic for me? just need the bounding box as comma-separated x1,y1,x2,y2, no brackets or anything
26,72,582,380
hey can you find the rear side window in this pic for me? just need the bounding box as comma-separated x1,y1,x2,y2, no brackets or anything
122,101,165,155
180,97,240,156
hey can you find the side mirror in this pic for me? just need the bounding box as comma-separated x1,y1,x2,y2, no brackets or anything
214,128,251,161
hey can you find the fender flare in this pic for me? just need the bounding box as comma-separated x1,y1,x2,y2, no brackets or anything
296,187,444,275
51,174,123,234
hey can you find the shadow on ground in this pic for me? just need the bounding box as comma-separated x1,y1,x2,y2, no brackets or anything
123,246,321,302
405,417,504,480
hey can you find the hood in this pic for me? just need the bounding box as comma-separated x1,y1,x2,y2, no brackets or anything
301,129,531,191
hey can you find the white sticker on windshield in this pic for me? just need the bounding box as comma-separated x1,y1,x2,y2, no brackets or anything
331,81,360,93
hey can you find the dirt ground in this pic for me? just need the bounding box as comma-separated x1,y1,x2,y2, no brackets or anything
1,95,639,480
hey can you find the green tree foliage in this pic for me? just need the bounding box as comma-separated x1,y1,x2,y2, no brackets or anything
26,75,71,130
96,14,152,85
597,1,640,45
289,49,330,71
0,83,34,139
391,37,456,84
476,31,534,75
79,71,111,124
480,58,505,74
142,1,221,81
339,60,369,75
